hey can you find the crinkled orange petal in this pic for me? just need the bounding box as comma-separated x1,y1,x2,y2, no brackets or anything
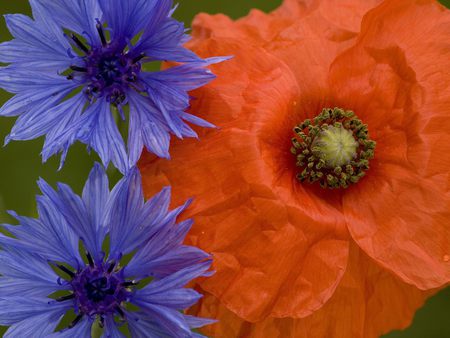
192,0,382,94
190,243,434,338
327,0,450,290
193,0,383,45
274,0,383,33
262,0,381,92
140,38,349,321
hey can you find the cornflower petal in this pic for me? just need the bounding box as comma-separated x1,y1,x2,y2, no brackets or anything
82,162,109,233
2,311,64,338
41,93,87,165
48,318,93,337
0,87,73,118
102,317,126,338
2,206,81,267
105,167,144,259
0,297,69,326
131,262,212,336
0,246,66,297
37,178,104,261
125,245,210,280
6,94,82,142
124,218,203,279
142,63,216,111
76,99,129,173
98,0,158,41
38,0,101,44
184,315,217,329
0,68,76,94
0,40,70,71
128,92,171,162
29,0,71,48
127,313,177,338
0,12,70,71
133,304,193,337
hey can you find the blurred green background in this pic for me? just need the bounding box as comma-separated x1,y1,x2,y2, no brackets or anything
0,0,449,337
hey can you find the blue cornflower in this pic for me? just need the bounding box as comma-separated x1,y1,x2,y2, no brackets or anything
0,0,226,172
0,163,214,337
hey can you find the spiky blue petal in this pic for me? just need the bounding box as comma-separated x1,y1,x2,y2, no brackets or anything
0,297,69,326
1,204,81,268
41,93,86,166
128,92,171,162
76,99,129,173
0,11,70,71
36,189,100,264
104,167,144,259
38,0,101,44
48,318,94,338
98,0,158,42
0,246,66,297
102,316,126,338
130,262,212,336
124,219,210,279
3,311,64,338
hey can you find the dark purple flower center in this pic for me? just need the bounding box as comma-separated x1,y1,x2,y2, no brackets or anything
67,24,145,105
55,253,138,329
70,262,130,317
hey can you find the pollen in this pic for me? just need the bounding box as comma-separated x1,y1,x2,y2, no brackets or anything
291,108,376,189
313,126,358,168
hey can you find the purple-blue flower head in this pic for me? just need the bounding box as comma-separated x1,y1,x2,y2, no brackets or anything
0,0,227,172
0,163,215,337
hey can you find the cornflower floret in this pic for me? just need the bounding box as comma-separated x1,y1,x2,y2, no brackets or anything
0,164,214,337
0,0,227,172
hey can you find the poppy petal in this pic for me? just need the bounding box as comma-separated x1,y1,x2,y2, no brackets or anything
190,244,432,338
329,0,450,290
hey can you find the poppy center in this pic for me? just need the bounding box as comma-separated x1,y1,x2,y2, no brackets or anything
66,23,145,105
291,107,376,189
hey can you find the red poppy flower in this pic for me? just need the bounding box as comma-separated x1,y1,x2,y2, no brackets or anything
140,0,450,336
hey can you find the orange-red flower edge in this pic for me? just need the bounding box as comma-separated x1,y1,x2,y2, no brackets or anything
189,243,431,338
140,0,450,336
